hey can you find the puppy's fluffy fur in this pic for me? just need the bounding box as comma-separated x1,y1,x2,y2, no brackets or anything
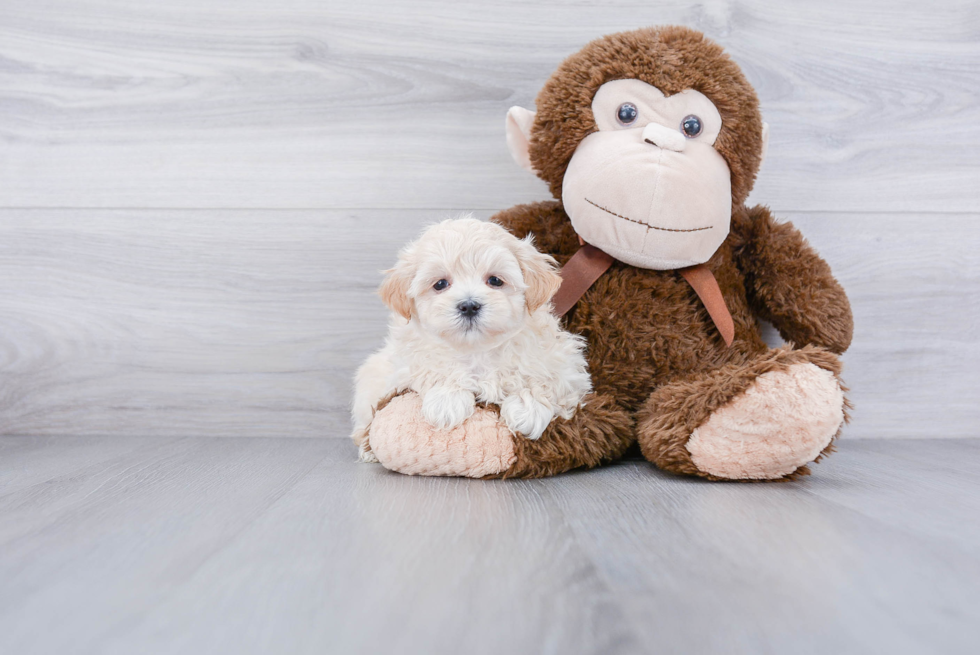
351,217,592,461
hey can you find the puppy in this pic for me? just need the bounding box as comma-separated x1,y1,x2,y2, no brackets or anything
351,217,592,462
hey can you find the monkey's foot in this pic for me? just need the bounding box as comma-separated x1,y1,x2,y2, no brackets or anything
368,393,516,478
366,392,633,479
636,346,847,481
687,362,844,479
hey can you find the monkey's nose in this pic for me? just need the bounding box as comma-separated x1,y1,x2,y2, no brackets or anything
457,299,482,318
642,122,686,152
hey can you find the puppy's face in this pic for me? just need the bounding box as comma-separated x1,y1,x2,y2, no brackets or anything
380,218,562,349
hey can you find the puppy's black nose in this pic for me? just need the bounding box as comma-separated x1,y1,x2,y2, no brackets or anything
457,299,482,318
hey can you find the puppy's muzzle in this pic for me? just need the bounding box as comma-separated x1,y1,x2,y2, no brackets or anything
456,299,482,319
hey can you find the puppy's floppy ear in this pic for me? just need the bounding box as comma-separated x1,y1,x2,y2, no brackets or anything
378,250,416,320
512,235,562,313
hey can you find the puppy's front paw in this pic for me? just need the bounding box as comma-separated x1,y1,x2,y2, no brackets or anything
500,394,555,440
420,387,476,430
358,442,379,463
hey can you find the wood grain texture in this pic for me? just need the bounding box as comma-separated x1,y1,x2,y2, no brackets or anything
1,208,977,439
0,436,336,655
548,448,980,654
0,208,474,438
1,1,977,439
0,437,978,654
1,0,978,211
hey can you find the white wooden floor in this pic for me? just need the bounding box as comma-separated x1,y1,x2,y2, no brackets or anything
1,436,978,654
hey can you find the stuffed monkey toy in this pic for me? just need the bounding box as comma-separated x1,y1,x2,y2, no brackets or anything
364,25,853,481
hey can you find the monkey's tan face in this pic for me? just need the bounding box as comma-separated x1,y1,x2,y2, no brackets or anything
561,79,732,270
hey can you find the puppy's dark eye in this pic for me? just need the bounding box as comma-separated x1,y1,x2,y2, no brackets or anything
681,115,703,138
433,279,449,291
487,276,504,288
616,103,638,125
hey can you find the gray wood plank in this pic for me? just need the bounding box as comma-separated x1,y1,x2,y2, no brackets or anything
0,208,447,438
547,448,980,654
1,437,977,654
0,436,335,654
1,208,977,439
0,437,642,655
1,0,977,211
103,453,642,655
801,440,980,554
0,435,180,496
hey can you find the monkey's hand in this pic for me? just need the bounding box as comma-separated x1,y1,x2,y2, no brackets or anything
733,205,853,354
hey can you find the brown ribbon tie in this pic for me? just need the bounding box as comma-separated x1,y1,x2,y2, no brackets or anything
551,244,615,317
678,263,735,347
552,245,734,347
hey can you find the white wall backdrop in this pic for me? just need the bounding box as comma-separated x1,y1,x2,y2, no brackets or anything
1,0,977,438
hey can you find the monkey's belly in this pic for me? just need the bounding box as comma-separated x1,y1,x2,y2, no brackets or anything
567,268,764,410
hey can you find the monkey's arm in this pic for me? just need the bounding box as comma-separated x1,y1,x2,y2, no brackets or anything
732,205,853,354
491,201,581,262
494,393,634,478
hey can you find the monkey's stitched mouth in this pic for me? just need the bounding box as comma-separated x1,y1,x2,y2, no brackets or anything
584,198,713,233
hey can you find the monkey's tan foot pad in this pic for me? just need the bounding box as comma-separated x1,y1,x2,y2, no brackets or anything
686,363,845,480
368,392,517,477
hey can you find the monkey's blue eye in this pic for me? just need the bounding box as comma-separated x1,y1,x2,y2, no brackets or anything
487,276,504,288
681,115,703,138
616,103,638,125
433,279,449,291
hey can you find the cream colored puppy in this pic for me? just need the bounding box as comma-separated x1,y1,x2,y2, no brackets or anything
351,217,592,461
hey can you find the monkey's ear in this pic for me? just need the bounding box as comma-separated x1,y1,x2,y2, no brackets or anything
378,257,416,321
513,235,563,313
760,122,770,168
505,106,537,173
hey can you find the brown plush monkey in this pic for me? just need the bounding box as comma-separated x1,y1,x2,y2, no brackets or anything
365,25,853,481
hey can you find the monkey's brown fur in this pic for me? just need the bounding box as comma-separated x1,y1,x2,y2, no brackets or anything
496,392,635,479
485,26,853,480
